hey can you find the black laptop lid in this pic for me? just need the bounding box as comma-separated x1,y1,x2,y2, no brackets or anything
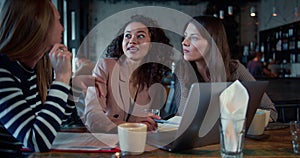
147,81,268,152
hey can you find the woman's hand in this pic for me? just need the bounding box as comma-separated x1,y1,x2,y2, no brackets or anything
48,44,72,84
74,60,95,76
72,75,104,96
134,114,161,131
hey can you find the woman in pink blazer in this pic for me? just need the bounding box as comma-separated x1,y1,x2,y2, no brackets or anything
84,15,173,133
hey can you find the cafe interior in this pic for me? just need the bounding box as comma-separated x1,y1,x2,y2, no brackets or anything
2,0,300,157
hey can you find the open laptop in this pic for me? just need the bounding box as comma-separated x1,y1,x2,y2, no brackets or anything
147,81,268,152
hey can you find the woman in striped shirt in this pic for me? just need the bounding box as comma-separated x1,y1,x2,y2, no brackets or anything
0,0,99,153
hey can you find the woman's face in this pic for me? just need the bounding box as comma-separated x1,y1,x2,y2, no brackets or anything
48,2,64,46
27,2,64,68
122,22,151,62
182,23,209,62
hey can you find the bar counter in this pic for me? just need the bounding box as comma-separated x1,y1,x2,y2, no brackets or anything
27,124,298,158
258,77,300,122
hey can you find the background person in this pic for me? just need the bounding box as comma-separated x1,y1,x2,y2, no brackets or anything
74,54,95,76
247,51,277,78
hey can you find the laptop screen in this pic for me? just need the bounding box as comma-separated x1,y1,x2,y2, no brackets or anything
148,81,268,152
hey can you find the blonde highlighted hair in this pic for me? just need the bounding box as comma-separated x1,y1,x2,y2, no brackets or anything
0,0,55,102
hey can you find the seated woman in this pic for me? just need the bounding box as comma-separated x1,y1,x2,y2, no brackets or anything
83,15,174,133
0,0,101,153
170,16,278,122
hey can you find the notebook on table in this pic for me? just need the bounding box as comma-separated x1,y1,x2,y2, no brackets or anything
147,81,268,152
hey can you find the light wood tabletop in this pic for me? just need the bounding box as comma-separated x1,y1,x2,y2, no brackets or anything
26,123,299,158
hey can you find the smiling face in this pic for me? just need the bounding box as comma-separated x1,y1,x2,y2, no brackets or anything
122,22,151,63
182,23,209,62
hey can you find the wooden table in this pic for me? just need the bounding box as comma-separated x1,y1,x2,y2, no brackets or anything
26,124,299,158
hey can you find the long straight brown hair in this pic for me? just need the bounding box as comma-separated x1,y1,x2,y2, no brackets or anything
0,0,55,103
184,16,231,82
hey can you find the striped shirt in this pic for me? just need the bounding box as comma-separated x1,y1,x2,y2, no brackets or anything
0,54,75,152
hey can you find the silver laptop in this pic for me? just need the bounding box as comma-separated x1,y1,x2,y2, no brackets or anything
147,81,268,152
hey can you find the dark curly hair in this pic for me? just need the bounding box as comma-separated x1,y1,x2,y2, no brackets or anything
105,15,173,91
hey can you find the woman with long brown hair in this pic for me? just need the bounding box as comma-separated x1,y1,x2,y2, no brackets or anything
178,16,277,121
0,0,100,152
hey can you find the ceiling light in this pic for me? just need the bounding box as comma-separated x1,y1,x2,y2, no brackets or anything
219,10,224,19
272,7,277,16
228,6,233,15
250,6,256,17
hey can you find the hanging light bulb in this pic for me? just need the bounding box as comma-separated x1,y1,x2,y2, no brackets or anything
272,7,277,16
296,0,299,17
228,6,233,15
250,6,256,17
295,6,299,16
219,10,224,19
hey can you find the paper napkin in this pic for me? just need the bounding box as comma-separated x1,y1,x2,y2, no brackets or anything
219,80,249,152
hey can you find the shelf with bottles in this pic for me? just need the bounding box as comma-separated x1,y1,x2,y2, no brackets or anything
259,21,300,65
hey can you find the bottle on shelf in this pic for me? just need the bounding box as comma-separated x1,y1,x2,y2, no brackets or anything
280,59,291,77
297,25,300,49
289,27,295,50
276,31,282,51
282,30,288,51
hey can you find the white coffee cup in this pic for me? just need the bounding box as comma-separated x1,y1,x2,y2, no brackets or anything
257,109,271,127
247,110,266,135
117,123,147,155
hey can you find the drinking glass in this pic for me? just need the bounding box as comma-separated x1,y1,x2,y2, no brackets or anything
220,118,246,158
290,121,300,154
144,108,160,132
144,109,160,116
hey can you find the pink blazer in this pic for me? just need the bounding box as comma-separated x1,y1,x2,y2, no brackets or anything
83,58,167,132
